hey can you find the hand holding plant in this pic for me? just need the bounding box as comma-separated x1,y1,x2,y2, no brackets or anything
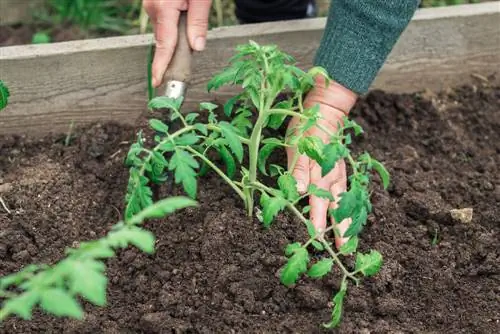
287,76,358,248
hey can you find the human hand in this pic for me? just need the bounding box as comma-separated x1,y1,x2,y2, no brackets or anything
286,77,358,249
143,0,212,87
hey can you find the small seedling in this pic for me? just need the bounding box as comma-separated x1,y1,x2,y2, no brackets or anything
0,197,196,321
127,41,390,328
32,32,51,44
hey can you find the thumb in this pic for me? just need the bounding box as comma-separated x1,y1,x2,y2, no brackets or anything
187,1,211,51
151,8,180,87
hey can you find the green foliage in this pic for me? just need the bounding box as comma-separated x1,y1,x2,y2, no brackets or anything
0,197,196,322
0,80,9,111
32,32,51,44
123,41,391,329
35,0,141,34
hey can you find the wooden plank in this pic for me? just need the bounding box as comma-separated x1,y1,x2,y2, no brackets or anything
0,2,499,136
0,0,44,25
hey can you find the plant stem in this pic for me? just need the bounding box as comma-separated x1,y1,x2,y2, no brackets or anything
268,108,308,120
183,146,245,201
319,235,359,284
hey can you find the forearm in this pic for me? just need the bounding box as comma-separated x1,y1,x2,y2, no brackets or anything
314,0,419,95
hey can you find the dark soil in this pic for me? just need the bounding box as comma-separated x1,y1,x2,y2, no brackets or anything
0,84,499,333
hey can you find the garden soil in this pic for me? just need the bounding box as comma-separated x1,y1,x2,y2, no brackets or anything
0,84,498,333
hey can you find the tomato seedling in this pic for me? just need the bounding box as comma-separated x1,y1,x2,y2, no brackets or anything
128,41,389,328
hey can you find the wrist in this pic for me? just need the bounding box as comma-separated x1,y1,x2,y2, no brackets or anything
305,76,358,115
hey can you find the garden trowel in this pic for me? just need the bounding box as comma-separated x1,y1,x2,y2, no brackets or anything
162,11,193,111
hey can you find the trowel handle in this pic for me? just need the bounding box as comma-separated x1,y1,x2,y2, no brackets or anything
163,11,192,84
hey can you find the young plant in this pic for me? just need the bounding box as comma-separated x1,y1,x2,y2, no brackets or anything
127,41,390,328
0,197,196,322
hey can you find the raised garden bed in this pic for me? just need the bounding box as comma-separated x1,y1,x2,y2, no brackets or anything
1,2,499,333
0,83,498,333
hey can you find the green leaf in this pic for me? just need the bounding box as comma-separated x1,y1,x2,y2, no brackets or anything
75,241,115,259
0,80,10,110
277,174,300,201
223,95,240,116
149,119,170,134
125,168,153,220
148,96,183,111
339,236,359,255
175,133,200,146
307,258,333,278
218,121,244,163
355,250,383,277
305,219,317,239
216,144,236,179
322,280,347,329
259,193,287,228
32,32,51,44
371,159,390,190
199,102,218,112
185,112,199,124
194,123,208,136
307,184,334,201
344,206,368,238
302,205,311,214
258,142,279,175
40,288,83,319
320,143,348,177
298,136,325,163
280,248,309,286
285,242,302,256
107,227,156,254
2,291,39,320
70,260,107,306
169,149,199,198
128,196,197,225
311,240,324,251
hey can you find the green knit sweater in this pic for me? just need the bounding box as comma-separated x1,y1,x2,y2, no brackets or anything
314,0,420,94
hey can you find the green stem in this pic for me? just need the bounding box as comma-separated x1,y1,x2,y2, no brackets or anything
268,108,309,120
320,235,358,283
183,146,246,201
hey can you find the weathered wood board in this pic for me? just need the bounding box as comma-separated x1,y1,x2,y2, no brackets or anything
0,2,499,136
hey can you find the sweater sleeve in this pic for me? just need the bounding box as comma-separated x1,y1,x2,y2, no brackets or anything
314,0,419,94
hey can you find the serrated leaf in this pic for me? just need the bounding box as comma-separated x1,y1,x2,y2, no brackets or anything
216,144,236,179
107,227,156,254
125,168,153,220
76,241,115,259
298,136,325,163
311,240,324,251
266,113,287,130
194,123,208,136
322,280,347,329
128,196,197,225
260,194,287,228
281,248,309,286
277,174,299,201
175,133,200,146
149,119,169,134
169,149,199,198
148,96,183,111
307,184,334,201
40,288,83,319
371,159,390,190
223,95,240,116
218,121,244,163
307,258,333,278
344,206,367,238
285,242,302,256
70,260,107,306
258,142,279,175
355,250,383,277
339,236,359,255
200,102,218,112
2,291,39,320
320,143,348,177
185,113,199,124
305,219,317,239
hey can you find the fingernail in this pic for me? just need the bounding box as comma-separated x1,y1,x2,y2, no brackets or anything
297,182,306,193
194,37,206,51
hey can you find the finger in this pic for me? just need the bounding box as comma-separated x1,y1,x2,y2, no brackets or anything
287,147,310,194
309,164,331,234
327,161,350,249
187,0,211,51
152,7,181,87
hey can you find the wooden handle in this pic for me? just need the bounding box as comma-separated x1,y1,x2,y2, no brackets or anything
163,11,192,83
